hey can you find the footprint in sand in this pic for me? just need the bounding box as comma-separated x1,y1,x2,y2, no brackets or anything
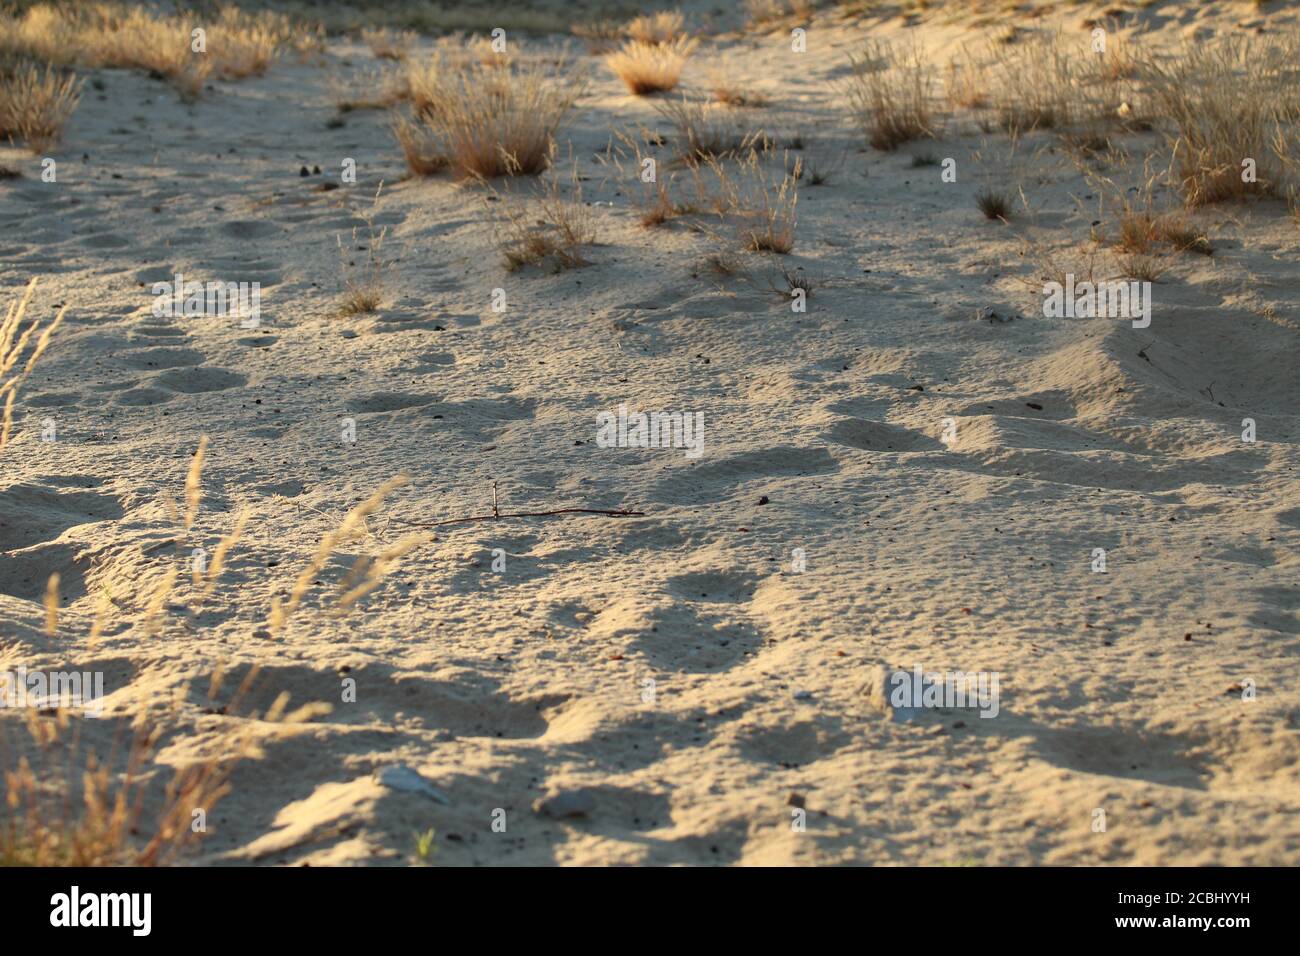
220,219,280,240
649,446,838,504
345,391,435,414
824,418,942,452
120,347,206,369
154,367,247,393
0,482,124,552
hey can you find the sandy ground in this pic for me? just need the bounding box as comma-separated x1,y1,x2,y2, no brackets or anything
1,1,1298,865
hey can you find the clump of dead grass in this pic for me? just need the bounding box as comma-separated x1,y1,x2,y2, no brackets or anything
606,37,696,95
655,97,766,162
1,278,65,453
626,11,688,45
363,26,416,61
703,147,800,253
391,114,448,175
976,188,1013,221
1093,170,1215,256
846,39,936,151
0,707,245,866
402,53,584,178
1142,33,1299,206
710,70,770,108
2,450,417,865
0,60,82,151
0,3,308,100
572,21,624,55
495,165,597,272
945,48,988,109
988,30,1138,138
744,0,817,30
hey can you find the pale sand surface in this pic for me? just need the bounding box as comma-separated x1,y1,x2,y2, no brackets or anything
1,1,1298,864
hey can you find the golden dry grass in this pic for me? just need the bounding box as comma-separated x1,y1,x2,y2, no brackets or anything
944,46,987,109
496,166,597,272
984,29,1139,142
337,192,391,314
0,279,64,453
701,148,801,254
391,114,448,175
0,60,82,152
362,26,416,61
710,70,770,108
625,11,687,45
606,37,696,96
1,708,240,866
0,3,309,100
572,20,625,55
1142,33,1299,206
846,39,936,151
402,53,584,179
269,475,413,635
655,97,767,162
744,0,818,29
3,458,417,865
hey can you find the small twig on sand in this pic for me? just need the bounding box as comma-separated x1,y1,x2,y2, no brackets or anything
392,482,643,530
398,507,644,529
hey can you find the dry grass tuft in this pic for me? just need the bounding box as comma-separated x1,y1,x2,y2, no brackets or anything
1,710,243,866
710,71,770,108
391,114,448,175
945,49,988,109
976,188,1013,221
269,475,411,637
572,20,624,55
184,435,208,531
638,177,699,227
989,30,1135,137
606,37,696,96
703,148,800,253
0,60,82,151
337,189,390,314
403,54,584,179
0,3,308,100
846,40,936,151
496,165,597,272
744,0,817,30
626,11,687,45
332,65,408,113
655,97,767,162
990,32,1078,131
1096,171,1215,256
363,26,416,61
1142,34,1298,206
1,278,65,453
2,459,417,864
1118,253,1168,283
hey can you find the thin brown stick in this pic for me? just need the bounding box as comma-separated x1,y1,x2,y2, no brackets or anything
399,507,644,529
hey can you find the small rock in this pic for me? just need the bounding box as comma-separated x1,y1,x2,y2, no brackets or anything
299,165,309,176
374,764,450,805
757,495,770,505
793,689,815,701
787,792,806,809
534,788,596,819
